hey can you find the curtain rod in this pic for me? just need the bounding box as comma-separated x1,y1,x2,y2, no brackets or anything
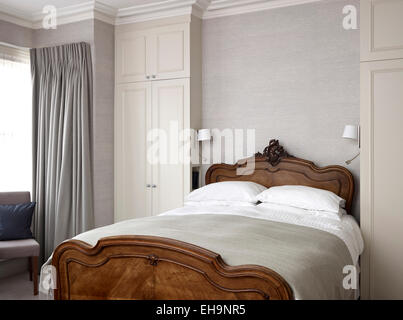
0,40,91,51
0,41,30,51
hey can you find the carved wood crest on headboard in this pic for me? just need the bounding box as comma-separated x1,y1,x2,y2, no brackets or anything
254,139,292,166
205,139,355,214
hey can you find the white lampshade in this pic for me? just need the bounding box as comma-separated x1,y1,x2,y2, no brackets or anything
342,125,359,140
197,129,211,141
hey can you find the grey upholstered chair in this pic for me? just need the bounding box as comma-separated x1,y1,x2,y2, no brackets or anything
0,192,39,295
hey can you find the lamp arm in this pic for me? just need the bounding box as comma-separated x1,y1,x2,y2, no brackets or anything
345,152,360,165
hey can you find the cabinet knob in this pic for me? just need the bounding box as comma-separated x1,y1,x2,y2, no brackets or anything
152,75,156,79
152,184,157,188
146,184,151,188
146,75,150,79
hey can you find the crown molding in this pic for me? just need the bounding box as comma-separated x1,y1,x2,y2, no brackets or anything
94,1,118,24
195,0,213,11
115,0,212,24
0,3,35,28
0,0,322,29
203,0,322,19
116,0,197,25
30,1,116,29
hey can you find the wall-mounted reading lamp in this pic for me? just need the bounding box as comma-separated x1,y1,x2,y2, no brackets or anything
197,129,212,142
197,129,212,164
342,125,360,165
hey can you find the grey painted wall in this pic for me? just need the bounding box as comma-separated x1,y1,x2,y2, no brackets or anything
93,20,115,227
0,19,32,47
32,20,94,48
201,0,361,219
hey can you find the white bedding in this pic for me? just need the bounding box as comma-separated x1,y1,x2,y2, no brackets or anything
41,201,364,299
160,202,364,267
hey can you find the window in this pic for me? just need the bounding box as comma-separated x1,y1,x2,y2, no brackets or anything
0,44,32,192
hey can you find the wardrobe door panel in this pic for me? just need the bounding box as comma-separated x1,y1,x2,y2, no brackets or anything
149,24,190,80
151,79,190,215
116,31,152,83
361,0,403,61
361,59,403,299
115,82,152,221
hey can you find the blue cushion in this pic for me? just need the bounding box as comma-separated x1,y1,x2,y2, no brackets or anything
0,202,36,241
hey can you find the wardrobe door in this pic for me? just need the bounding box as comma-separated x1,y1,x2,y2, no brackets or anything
361,0,403,61
151,79,190,215
148,24,190,81
361,59,403,299
115,82,152,222
116,30,153,83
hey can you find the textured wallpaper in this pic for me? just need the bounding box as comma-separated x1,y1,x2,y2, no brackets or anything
0,19,33,47
202,0,360,220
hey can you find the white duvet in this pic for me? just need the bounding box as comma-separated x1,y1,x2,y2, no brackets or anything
161,202,364,268
41,202,364,299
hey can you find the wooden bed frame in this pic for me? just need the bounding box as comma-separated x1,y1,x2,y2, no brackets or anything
52,140,354,300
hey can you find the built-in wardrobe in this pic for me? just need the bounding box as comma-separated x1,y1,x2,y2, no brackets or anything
114,15,202,222
360,0,403,299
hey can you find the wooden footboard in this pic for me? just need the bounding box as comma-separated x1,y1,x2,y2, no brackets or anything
52,236,293,300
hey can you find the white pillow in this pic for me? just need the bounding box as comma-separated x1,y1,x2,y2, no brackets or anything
255,185,346,213
257,202,346,221
186,181,267,204
184,200,256,207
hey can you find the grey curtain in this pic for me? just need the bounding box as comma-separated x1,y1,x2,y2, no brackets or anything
30,42,94,262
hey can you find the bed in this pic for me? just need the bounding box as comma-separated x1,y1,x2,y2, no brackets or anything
49,140,363,300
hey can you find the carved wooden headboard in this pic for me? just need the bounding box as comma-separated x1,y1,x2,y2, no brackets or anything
205,140,354,213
